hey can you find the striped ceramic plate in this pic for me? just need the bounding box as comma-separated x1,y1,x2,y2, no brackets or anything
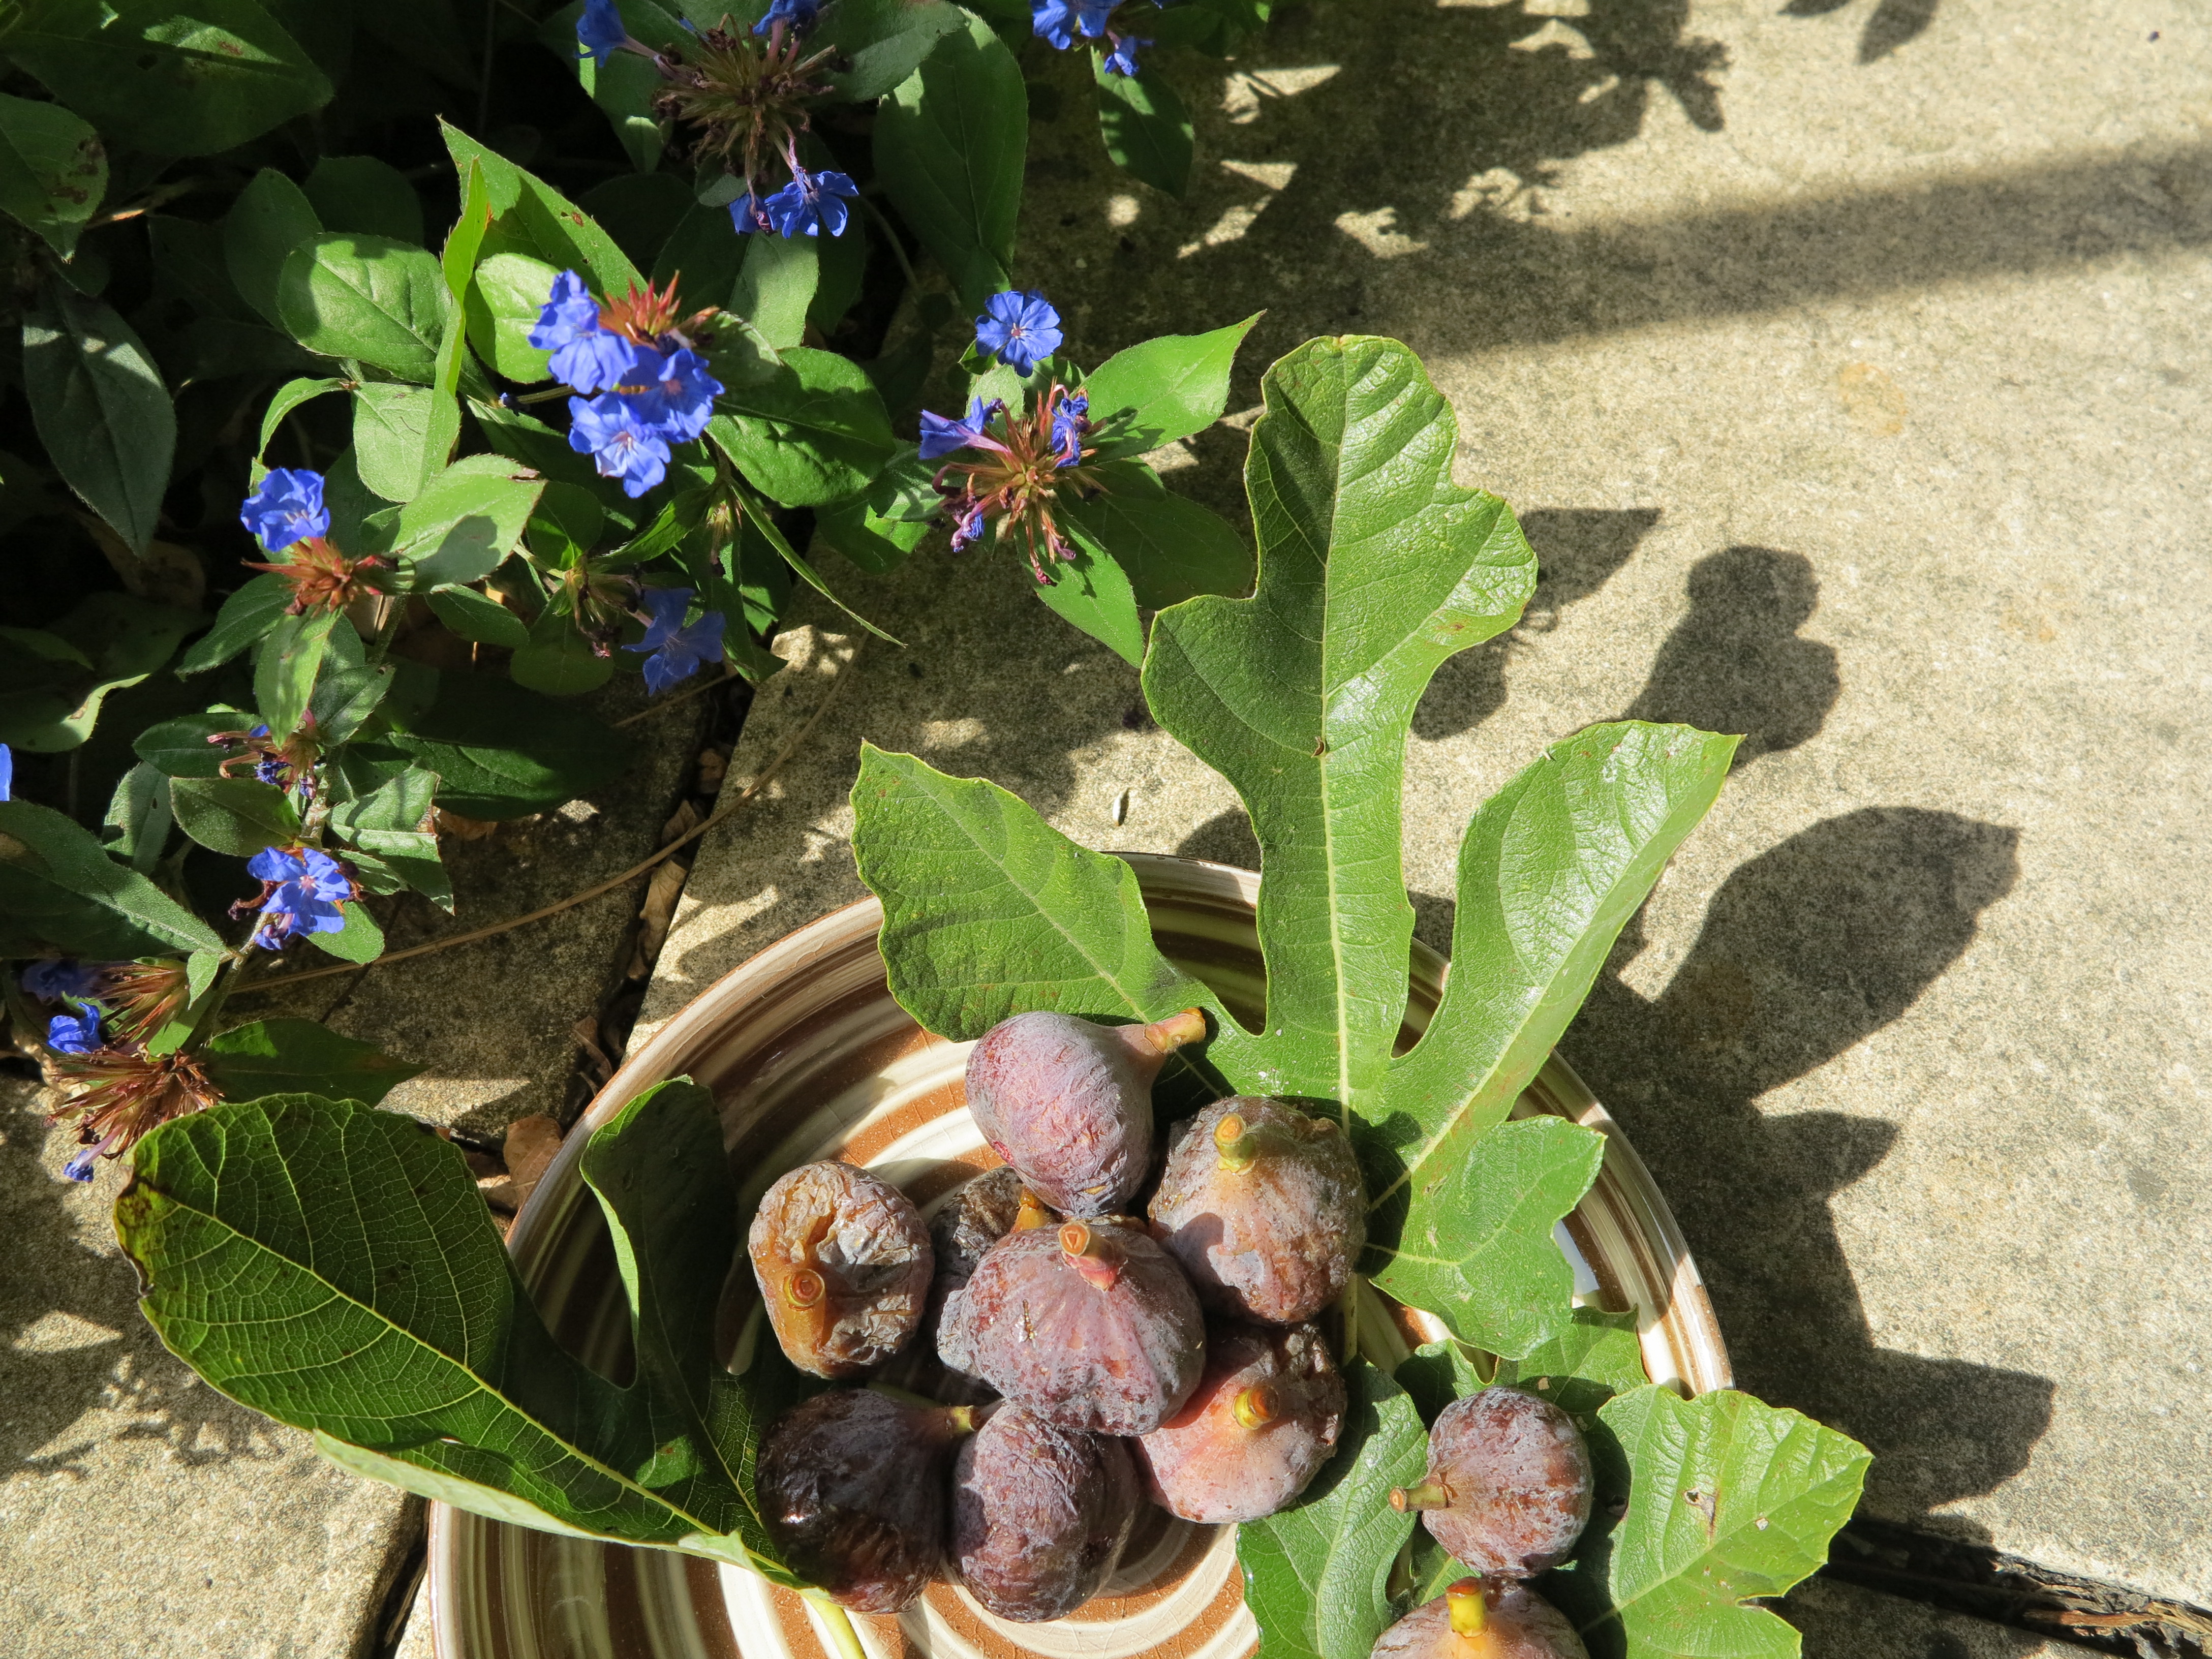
425,854,1731,1659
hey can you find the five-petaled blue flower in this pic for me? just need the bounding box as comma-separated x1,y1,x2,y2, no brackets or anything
1102,32,1148,75
47,1010,101,1054
1051,390,1090,466
765,167,859,238
531,271,643,394
249,846,352,948
624,588,728,694
752,0,821,34
1031,0,1115,47
617,347,724,444
919,396,1004,461
64,1145,99,1183
975,290,1064,375
23,960,101,1001
577,0,629,65
239,468,330,552
569,394,672,498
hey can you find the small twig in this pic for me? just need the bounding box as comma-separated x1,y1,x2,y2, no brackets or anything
854,193,921,295
231,647,857,994
614,663,742,727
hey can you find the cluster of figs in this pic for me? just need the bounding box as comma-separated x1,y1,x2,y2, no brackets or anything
747,1009,1598,1654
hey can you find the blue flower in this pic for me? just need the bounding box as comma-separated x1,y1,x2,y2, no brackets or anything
248,846,352,948
0,741,10,801
752,0,821,33
975,290,1063,375
919,397,1003,461
22,960,101,1001
531,270,644,394
577,0,629,66
569,394,672,498
528,269,601,350
239,468,330,552
1030,0,1113,46
46,1010,102,1055
623,588,728,694
64,1145,99,1183
729,192,776,235
764,167,859,238
1051,390,1090,466
619,347,723,443
949,498,989,552
1102,32,1148,75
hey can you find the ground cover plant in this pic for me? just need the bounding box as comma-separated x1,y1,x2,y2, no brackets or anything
0,0,1266,1165
108,332,1872,1658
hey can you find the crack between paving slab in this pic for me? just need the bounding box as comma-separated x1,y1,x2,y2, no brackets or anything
1823,1519,2212,1658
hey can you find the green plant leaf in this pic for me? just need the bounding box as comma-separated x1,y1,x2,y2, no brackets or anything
5,0,332,158
353,382,463,501
543,0,683,172
253,608,339,742
441,120,642,301
225,168,322,329
730,232,817,351
821,0,968,101
1550,1388,1870,1659
328,764,449,909
510,603,616,696
311,664,396,745
1363,722,1737,1346
849,745,1252,1062
200,1020,421,1105
176,576,292,674
1061,465,1253,608
0,90,106,257
424,585,529,647
1142,335,1535,1112
383,668,629,817
134,710,247,778
21,280,176,556
1093,53,1193,198
812,496,928,577
0,798,226,959
872,13,1024,311
112,1091,785,1568
169,776,303,857
277,234,452,382
1083,315,1259,460
1040,521,1146,666
1237,1359,1426,1659
708,349,899,508
0,593,200,752
257,375,350,459
309,900,385,962
389,453,546,588
463,250,561,383
102,761,173,871
303,154,424,244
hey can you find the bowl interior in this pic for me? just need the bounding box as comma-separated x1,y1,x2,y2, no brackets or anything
428,855,1729,1659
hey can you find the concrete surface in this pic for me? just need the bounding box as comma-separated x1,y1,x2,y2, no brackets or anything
642,0,2212,1611
1784,1578,2062,1658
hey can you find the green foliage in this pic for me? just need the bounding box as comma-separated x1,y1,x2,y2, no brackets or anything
0,89,104,255
1092,54,1193,199
21,281,175,556
198,1019,422,1105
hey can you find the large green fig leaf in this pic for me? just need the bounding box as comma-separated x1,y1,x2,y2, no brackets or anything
114,1086,802,1581
1143,336,1535,1113
1238,1360,1427,1659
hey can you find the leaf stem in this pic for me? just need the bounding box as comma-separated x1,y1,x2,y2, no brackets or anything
802,1592,868,1659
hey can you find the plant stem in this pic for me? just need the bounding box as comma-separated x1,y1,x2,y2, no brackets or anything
853,193,921,295
802,1592,867,1659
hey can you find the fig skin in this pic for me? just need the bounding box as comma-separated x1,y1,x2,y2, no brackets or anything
963,1009,1206,1216
1369,1579,1589,1659
932,1165,1033,1279
748,1161,932,1378
883,1168,1046,1403
1150,1096,1367,1325
1392,1388,1594,1577
756,1389,973,1613
949,1404,1142,1621
957,1217,1207,1435
1138,1320,1346,1522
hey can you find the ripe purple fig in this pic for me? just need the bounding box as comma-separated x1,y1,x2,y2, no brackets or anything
1370,1578,1588,1659
1150,1096,1366,1324
932,1173,1056,1392
963,1008,1208,1216
756,1389,976,1613
1391,1388,1593,1577
956,1217,1206,1435
748,1160,932,1378
949,1404,1141,1621
1137,1320,1346,1522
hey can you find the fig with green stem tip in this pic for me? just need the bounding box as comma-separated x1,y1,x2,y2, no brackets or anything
949,1403,1142,1621
749,1160,933,1378
1368,1577,1589,1659
1150,1096,1366,1325
1390,1388,1593,1577
963,1008,1209,1215
1137,1319,1345,1522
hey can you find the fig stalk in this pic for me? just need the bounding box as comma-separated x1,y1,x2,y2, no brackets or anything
1059,1221,1123,1290
1449,1579,1487,1639
1214,1112,1257,1173
1133,1007,1208,1055
1232,1382,1280,1429
1392,1479,1453,1513
1014,1187,1055,1231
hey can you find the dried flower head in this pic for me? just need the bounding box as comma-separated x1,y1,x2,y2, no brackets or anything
244,538,390,617
49,1048,219,1177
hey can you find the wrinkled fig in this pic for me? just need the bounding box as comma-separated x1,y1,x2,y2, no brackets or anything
957,1217,1206,1434
756,1389,976,1613
1150,1095,1366,1325
1391,1387,1593,1577
963,1008,1207,1215
1137,1320,1346,1522
748,1160,932,1378
1370,1579,1589,1659
949,1404,1141,1620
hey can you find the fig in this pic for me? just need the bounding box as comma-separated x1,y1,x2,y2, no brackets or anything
949,1404,1142,1621
756,1389,976,1613
964,1008,1208,1215
1391,1388,1593,1577
1370,1578,1588,1659
957,1217,1206,1435
1137,1320,1346,1522
933,1174,1055,1390
748,1160,932,1378
1150,1096,1366,1325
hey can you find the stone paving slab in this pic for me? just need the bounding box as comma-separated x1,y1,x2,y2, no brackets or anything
1782,1579,2061,1658
639,0,2212,1608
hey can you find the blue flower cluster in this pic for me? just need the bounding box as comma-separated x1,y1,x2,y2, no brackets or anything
1031,0,1158,74
529,271,724,499
247,846,356,949
624,587,728,694
240,468,329,553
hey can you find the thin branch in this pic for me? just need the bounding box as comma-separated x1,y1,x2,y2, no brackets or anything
854,193,921,294
613,663,744,727
231,646,858,994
